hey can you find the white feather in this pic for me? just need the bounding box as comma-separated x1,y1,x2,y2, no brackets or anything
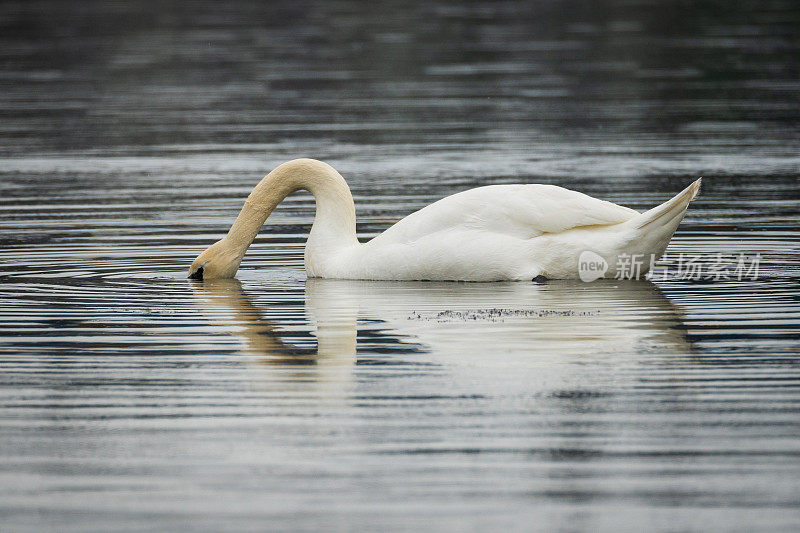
189,159,701,281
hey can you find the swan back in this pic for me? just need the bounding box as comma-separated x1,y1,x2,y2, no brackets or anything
369,184,638,246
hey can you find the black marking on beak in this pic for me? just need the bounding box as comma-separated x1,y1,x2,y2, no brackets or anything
188,265,204,280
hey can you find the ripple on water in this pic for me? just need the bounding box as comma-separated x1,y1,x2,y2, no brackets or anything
1,157,800,531
1,0,800,531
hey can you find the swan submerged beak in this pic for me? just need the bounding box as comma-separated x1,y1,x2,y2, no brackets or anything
188,240,241,281
188,265,204,280
188,253,210,281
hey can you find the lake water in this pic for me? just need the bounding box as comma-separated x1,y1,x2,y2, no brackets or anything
1,1,799,531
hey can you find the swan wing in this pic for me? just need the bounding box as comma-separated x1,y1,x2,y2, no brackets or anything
369,184,639,245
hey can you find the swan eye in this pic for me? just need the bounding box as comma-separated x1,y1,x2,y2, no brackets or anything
188,265,204,280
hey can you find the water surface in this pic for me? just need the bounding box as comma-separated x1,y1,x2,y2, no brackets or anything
1,1,799,531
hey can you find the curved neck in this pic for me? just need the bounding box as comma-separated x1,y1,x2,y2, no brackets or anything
224,158,358,260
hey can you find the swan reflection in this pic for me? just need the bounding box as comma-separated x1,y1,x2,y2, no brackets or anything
191,278,357,366
192,278,692,372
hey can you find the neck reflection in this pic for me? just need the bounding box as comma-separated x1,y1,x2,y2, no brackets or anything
191,278,356,366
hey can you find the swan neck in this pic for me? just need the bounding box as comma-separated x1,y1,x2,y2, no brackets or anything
224,158,358,261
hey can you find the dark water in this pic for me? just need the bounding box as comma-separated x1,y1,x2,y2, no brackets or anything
1,1,799,531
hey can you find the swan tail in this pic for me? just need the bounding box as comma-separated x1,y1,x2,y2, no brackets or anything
629,178,701,230
619,178,701,261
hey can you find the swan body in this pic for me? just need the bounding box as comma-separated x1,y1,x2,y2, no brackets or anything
189,158,700,281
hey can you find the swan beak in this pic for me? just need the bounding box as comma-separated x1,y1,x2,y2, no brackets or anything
188,265,204,281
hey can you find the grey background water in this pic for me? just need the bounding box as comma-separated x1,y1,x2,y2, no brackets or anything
1,1,799,531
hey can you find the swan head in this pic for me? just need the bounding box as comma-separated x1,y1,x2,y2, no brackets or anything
188,239,242,281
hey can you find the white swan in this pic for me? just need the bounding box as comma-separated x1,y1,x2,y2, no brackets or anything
189,158,700,281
